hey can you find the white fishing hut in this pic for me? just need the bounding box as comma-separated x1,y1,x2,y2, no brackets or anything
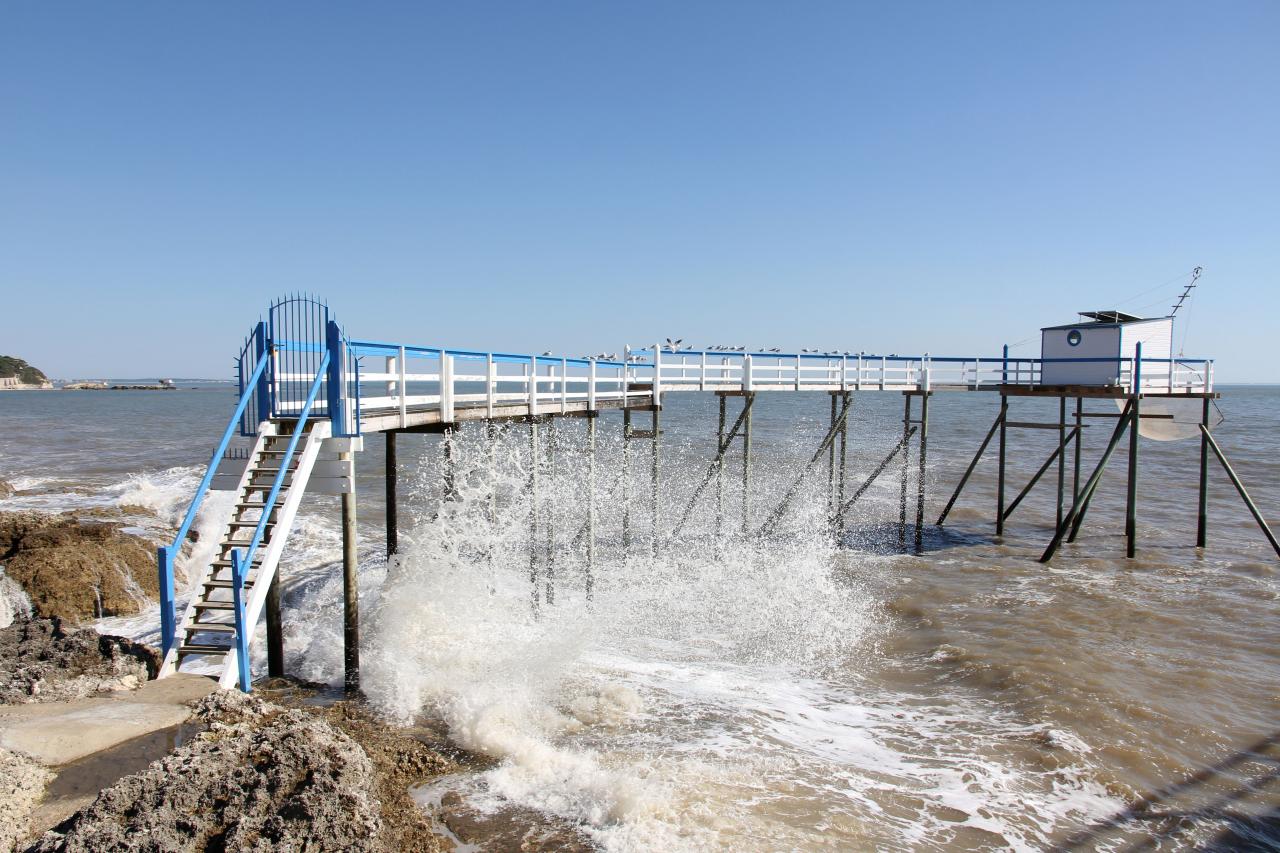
1040,311,1172,387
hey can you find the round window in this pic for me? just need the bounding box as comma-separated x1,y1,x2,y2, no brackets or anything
1067,330,1082,347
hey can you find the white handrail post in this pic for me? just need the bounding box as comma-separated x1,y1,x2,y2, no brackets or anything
385,355,396,402
880,356,886,390
527,357,538,416
561,357,568,414
841,354,848,392
486,353,496,418
588,359,597,411
653,343,662,408
623,345,631,405
397,346,407,428
794,354,801,391
742,354,753,392
699,351,707,392
441,353,455,423
856,354,863,391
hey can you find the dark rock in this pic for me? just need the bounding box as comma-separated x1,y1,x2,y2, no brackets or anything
0,617,158,705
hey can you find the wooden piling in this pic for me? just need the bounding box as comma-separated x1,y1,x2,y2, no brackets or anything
715,395,726,539
265,573,284,678
586,414,596,600
914,391,930,552
1197,397,1210,548
529,419,540,613
996,393,1008,536
385,431,398,558
1073,397,1082,503
1125,345,1141,558
899,394,912,545
340,452,359,694
1056,397,1066,530
741,393,754,535
651,406,661,558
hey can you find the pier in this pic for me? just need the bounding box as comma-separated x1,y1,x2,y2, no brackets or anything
155,295,1277,692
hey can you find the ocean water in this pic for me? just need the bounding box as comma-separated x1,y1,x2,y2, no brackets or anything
2,385,1278,851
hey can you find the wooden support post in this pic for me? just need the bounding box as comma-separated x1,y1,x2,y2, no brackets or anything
529,419,540,613
442,428,456,502
1057,397,1066,530
758,394,854,536
1200,424,1280,557
996,393,1008,536
715,394,727,539
899,394,912,546
1126,344,1142,558
936,409,1003,526
914,392,930,552
265,572,284,679
834,426,917,527
1003,428,1080,521
1073,397,1083,503
586,415,596,600
340,453,359,695
838,393,851,510
1040,402,1133,562
828,394,838,517
385,432,398,558
545,420,556,605
1197,397,1210,548
741,393,754,535
651,406,660,558
622,409,632,556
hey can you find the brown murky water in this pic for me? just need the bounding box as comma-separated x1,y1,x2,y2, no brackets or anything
4,384,1277,849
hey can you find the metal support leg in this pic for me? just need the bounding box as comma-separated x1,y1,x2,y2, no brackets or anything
651,407,660,558
385,432,398,558
914,392,930,552
1200,424,1280,557
340,454,360,695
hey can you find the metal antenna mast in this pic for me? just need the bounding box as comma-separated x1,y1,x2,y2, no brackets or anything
1170,266,1202,319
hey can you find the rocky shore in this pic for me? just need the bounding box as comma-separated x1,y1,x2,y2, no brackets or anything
0,503,598,852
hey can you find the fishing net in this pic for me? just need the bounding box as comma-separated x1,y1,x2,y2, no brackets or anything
1115,396,1224,441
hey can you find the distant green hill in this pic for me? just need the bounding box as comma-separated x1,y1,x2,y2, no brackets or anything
0,355,49,385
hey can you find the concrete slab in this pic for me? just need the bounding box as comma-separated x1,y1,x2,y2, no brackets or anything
0,674,215,766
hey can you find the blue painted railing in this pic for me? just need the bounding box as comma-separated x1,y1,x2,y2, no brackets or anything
227,351,330,692
156,354,270,660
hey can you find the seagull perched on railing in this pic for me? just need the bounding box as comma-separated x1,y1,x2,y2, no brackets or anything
541,351,554,356
664,337,683,352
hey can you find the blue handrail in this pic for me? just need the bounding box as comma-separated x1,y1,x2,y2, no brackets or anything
226,352,329,693
238,351,330,573
156,354,270,659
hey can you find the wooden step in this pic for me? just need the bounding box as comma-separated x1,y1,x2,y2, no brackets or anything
203,578,256,589
177,643,231,657
227,520,275,529
210,557,263,569
186,622,236,633
194,601,236,611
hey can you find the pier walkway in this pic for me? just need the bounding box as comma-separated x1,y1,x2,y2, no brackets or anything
155,296,1267,693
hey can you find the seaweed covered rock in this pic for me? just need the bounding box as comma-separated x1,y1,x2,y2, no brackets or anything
0,617,157,704
31,692,382,852
0,512,156,621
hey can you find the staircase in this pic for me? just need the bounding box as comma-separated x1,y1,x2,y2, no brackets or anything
158,418,331,688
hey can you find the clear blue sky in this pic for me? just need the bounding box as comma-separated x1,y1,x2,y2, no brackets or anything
2,2,1276,380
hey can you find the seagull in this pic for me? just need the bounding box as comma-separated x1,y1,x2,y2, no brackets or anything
768,347,782,353
801,348,819,353
541,351,554,356
664,337,683,352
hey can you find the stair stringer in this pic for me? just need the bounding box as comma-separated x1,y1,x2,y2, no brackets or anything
158,421,279,678
217,419,332,690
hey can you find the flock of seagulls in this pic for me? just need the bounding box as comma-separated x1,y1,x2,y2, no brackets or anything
545,343,888,360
